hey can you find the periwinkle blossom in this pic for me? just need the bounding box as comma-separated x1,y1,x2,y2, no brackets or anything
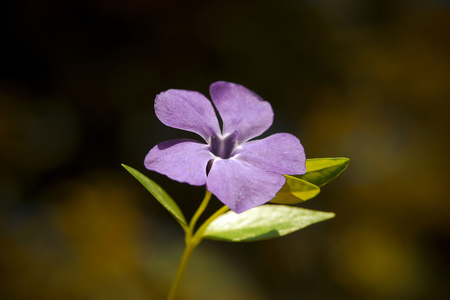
145,81,306,213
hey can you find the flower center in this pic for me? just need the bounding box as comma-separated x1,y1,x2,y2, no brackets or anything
210,133,238,159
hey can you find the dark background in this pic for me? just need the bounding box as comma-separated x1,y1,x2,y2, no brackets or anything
1,0,450,299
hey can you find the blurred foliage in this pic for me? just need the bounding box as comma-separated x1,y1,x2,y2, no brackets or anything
1,0,450,299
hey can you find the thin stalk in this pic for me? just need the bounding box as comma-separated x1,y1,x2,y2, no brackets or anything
192,205,229,247
167,242,196,300
167,192,230,300
189,190,212,232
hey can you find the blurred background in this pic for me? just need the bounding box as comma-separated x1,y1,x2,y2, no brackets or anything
1,0,449,299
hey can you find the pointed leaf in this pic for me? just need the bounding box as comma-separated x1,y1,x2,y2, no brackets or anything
122,164,187,227
296,157,349,187
271,175,321,204
203,205,335,242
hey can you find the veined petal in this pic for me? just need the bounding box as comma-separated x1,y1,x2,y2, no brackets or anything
207,158,286,213
235,133,306,175
209,81,274,143
155,89,221,142
144,139,214,186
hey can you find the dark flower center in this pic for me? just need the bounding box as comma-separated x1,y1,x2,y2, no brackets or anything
210,133,238,159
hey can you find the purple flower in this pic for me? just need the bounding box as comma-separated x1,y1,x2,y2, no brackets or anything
144,81,306,213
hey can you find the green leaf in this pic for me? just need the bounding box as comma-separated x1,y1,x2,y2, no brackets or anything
271,175,321,204
122,164,187,227
297,157,349,187
202,205,335,242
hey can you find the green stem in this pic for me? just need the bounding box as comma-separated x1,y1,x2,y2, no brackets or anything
167,191,230,300
192,205,229,246
167,241,196,300
189,190,212,232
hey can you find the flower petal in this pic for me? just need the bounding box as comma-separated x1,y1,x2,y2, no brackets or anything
235,133,306,175
207,158,286,213
155,89,221,142
209,81,274,143
144,139,214,186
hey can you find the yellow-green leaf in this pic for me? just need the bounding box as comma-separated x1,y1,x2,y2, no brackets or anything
271,175,321,204
297,157,349,187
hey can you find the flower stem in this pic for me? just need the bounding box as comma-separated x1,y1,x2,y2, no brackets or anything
167,241,196,300
192,205,229,246
189,190,212,232
167,190,230,300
